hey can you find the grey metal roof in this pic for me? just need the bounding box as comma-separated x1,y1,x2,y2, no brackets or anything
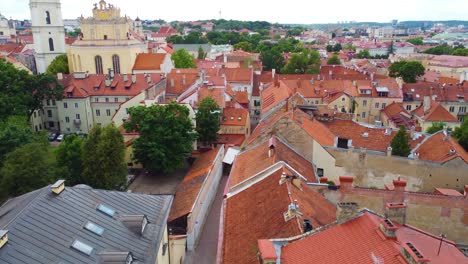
173,44,212,52
0,185,173,264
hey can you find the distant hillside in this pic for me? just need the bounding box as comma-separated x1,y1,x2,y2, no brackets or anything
295,20,468,29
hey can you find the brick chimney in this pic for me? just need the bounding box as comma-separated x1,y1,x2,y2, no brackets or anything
336,202,359,220
393,177,407,193
319,177,328,184
423,96,431,114
257,239,277,264
339,176,354,190
384,203,407,225
379,218,397,238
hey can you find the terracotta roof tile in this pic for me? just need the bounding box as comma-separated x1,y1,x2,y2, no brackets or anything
233,91,249,104
434,188,464,197
219,68,253,83
132,53,167,71
221,108,249,126
261,81,293,113
412,100,459,122
166,71,199,95
215,134,246,146
413,131,468,163
198,87,225,108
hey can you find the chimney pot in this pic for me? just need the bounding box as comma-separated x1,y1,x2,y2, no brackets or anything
51,179,65,195
131,74,137,84
339,176,354,190
336,202,358,220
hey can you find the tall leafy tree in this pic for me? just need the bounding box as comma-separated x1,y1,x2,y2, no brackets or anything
46,54,69,75
282,50,321,74
124,102,196,173
171,49,196,68
327,54,341,65
260,48,285,72
196,97,220,146
197,46,207,60
389,61,425,83
0,116,39,163
426,122,446,134
356,49,371,59
390,126,411,157
81,125,126,189
333,43,342,52
233,41,253,52
56,134,84,186
453,118,468,151
0,58,63,120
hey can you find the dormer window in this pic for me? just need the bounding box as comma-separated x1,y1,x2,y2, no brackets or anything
67,92,73,98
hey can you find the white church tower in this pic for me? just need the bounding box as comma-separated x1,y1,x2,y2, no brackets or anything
30,0,66,73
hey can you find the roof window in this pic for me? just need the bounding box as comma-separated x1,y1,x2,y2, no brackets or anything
84,222,104,236
97,204,116,217
71,239,93,255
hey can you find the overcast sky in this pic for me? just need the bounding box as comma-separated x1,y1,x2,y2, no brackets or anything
2,0,468,24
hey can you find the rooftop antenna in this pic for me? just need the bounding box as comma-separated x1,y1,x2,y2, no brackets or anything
437,234,446,256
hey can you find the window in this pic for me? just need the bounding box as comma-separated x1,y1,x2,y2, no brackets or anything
95,98,99,102
381,103,386,109
449,106,455,112
48,38,54,51
48,121,54,128
254,100,260,106
96,109,101,116
74,102,79,108
341,97,345,102
317,168,324,177
95,56,103,74
106,109,111,116
65,116,70,123
97,204,116,217
52,100,56,106
46,99,50,106
64,102,68,108
375,102,379,109
460,106,467,113
104,35,108,40
71,239,93,255
125,108,129,114
47,110,52,117
363,100,367,107
406,105,412,111
114,97,118,102
362,112,366,118
33,112,36,118
105,98,109,102
315,100,319,104
84,222,104,236
45,11,51,24
76,114,80,119
112,55,120,74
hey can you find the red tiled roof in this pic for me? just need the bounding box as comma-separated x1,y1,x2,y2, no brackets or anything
215,134,246,146
233,91,249,104
412,100,459,122
198,87,225,108
219,68,253,83
261,81,293,113
158,26,178,35
434,188,464,197
222,169,336,264
381,102,416,129
403,81,468,103
278,211,467,264
132,53,167,71
166,71,198,95
168,146,221,222
221,108,249,126
413,131,468,163
60,73,162,98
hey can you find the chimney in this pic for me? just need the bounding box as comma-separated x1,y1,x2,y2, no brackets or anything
108,68,114,79
57,72,63,80
146,75,152,84
384,203,407,225
120,215,148,235
105,79,111,87
131,74,137,84
379,218,397,238
268,137,276,158
336,202,359,220
423,96,431,113
272,69,276,79
339,176,354,190
141,89,148,99
257,240,277,264
401,242,430,264
310,77,314,85
170,78,175,88
393,177,407,193
319,177,328,184
413,152,419,160
284,200,302,221
387,146,392,157
303,219,313,233
123,74,128,82
0,230,8,249
51,179,65,195
182,74,186,86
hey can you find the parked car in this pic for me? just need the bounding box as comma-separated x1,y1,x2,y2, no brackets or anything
56,134,65,141
48,132,59,141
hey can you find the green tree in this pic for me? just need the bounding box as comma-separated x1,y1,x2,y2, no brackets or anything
46,54,69,75
389,61,425,83
233,41,253,52
124,102,196,173
356,49,371,59
333,43,342,52
326,45,333,52
171,49,196,68
196,97,220,146
282,50,321,74
407,37,423,46
453,118,468,151
0,142,53,198
0,116,40,163
426,122,446,134
390,126,411,157
81,125,126,189
327,54,341,65
343,43,356,51
388,40,394,54
197,46,207,60
56,134,84,186
0,59,63,120
260,48,285,72
452,48,468,56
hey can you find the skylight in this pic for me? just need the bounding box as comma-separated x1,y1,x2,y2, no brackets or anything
97,204,116,217
84,222,104,236
71,239,93,255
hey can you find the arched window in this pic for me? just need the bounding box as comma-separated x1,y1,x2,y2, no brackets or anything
48,38,54,51
112,55,120,74
45,11,51,24
95,56,103,74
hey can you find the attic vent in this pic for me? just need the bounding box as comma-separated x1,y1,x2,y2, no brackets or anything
121,215,148,235
51,180,65,195
410,88,415,92
238,116,242,120
0,230,8,249
385,128,392,135
402,242,429,264
362,132,369,138
100,251,133,264
379,219,397,238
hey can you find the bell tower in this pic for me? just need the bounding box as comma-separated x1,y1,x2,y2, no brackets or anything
30,0,66,73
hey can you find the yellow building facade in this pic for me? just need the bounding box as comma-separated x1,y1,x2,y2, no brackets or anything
67,0,146,74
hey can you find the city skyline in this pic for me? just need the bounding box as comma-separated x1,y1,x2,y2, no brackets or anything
3,0,468,24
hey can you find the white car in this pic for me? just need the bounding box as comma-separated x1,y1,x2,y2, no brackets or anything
56,134,65,141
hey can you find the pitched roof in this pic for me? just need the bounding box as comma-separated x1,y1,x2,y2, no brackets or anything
412,100,459,122
221,108,249,126
261,81,293,113
276,211,467,264
381,102,416,129
413,131,468,163
166,71,199,95
132,53,167,71
403,81,468,103
222,169,336,264
0,185,172,264
198,87,225,108
219,68,253,83
233,90,249,104
434,188,464,197
169,147,222,222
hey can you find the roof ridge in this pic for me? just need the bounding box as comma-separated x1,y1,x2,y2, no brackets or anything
0,186,48,228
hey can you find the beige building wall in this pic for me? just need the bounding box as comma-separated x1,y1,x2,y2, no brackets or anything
169,236,187,264
312,141,346,181
156,225,170,264
417,119,460,132
354,96,403,124
328,94,352,113
56,97,93,133
112,93,145,128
